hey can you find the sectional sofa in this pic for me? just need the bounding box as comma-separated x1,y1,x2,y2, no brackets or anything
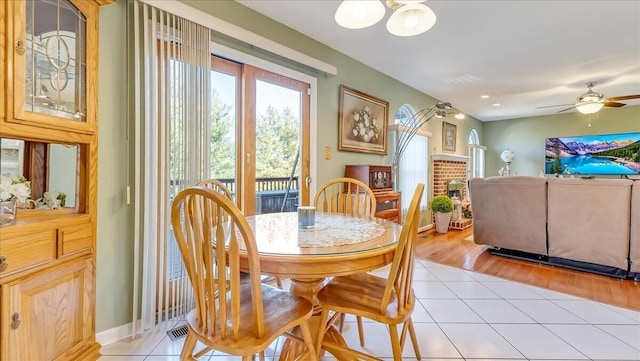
469,176,639,280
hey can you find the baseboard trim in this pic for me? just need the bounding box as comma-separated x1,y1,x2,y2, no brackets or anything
96,321,140,346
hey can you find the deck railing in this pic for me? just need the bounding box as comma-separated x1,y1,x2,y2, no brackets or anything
170,177,299,213
216,177,299,194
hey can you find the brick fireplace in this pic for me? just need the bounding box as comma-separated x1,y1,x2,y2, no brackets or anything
432,154,469,197
431,154,471,230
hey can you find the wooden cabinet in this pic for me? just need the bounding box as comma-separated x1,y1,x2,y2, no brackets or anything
1,256,96,361
344,164,393,192
0,1,111,360
5,0,99,135
344,165,402,222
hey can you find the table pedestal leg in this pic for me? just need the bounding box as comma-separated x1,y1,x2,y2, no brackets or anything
278,278,350,361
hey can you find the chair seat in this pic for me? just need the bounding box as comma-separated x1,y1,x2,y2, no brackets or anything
186,283,313,356
318,273,415,325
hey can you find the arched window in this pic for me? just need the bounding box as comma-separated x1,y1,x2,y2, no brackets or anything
392,104,429,222
467,129,485,179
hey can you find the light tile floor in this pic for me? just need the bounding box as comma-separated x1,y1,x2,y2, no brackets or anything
99,260,640,360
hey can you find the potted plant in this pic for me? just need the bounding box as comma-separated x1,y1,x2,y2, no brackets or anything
431,194,454,233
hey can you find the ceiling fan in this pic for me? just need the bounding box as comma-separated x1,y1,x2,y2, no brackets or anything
537,81,640,114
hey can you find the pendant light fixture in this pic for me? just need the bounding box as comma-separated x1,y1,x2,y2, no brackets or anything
334,0,385,29
335,0,437,36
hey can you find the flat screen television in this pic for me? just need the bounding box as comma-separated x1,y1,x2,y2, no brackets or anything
545,132,640,175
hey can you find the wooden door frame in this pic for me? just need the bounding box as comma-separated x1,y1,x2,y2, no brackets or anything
242,64,310,215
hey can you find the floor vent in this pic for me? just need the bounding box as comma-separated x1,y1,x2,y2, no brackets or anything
167,324,188,341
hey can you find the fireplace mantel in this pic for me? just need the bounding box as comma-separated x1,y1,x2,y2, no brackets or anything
431,154,470,162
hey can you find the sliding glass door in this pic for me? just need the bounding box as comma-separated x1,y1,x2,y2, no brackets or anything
209,59,310,215
243,65,310,215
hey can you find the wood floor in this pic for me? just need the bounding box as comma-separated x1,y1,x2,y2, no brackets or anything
416,227,640,312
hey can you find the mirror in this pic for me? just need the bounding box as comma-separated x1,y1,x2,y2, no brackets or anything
1,138,78,208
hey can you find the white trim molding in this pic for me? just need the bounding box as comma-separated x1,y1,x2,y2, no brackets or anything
431,153,470,162
141,0,338,76
388,124,432,138
467,143,488,150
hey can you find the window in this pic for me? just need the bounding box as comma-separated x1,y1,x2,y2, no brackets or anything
393,104,429,220
467,129,486,179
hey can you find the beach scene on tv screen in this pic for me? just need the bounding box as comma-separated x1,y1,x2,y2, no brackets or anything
545,132,640,175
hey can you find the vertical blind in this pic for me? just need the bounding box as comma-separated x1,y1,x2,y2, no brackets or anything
397,129,429,217
131,0,211,336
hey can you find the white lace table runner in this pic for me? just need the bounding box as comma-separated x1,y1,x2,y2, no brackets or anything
249,212,385,248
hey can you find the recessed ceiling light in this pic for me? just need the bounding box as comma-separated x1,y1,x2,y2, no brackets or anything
480,95,490,99
455,113,465,119
492,102,501,107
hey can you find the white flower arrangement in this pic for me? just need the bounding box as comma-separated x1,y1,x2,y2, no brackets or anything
351,106,380,143
35,191,67,210
0,173,31,203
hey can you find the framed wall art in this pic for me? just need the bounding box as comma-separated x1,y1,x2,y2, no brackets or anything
442,121,457,152
338,85,389,155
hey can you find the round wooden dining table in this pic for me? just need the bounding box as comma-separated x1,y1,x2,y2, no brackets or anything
238,212,403,361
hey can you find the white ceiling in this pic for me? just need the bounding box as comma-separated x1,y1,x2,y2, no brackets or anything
237,0,640,122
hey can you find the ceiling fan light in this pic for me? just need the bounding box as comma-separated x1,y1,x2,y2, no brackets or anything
335,0,386,29
576,102,604,114
386,3,436,36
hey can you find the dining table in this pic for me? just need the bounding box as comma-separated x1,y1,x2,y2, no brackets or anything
237,211,403,361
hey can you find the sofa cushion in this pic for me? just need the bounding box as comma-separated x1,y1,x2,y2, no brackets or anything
470,176,548,255
547,178,632,271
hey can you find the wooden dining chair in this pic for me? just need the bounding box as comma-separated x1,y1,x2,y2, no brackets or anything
171,186,317,361
314,177,377,342
314,177,377,217
197,178,235,200
198,178,282,289
315,183,425,361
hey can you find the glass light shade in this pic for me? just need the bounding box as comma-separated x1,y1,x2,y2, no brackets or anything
386,3,436,36
335,0,386,29
500,149,515,163
576,102,604,114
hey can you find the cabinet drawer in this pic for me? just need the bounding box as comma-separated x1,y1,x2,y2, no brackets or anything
57,223,93,257
0,230,56,277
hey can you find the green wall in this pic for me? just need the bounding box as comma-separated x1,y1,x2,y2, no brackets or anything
484,105,640,177
97,0,133,332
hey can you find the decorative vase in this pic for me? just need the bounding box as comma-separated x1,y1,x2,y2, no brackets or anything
434,211,452,234
0,200,18,226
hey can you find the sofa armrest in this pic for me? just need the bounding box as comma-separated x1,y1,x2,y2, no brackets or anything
630,181,640,274
470,176,548,255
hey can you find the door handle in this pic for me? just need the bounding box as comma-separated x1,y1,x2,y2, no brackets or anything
11,313,21,330
305,176,312,188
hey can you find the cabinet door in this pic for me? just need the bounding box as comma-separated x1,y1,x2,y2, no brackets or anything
7,0,98,134
1,1,5,123
1,256,95,361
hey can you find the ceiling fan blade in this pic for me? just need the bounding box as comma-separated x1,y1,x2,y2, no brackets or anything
536,103,575,109
603,101,626,108
607,94,640,102
556,105,577,113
